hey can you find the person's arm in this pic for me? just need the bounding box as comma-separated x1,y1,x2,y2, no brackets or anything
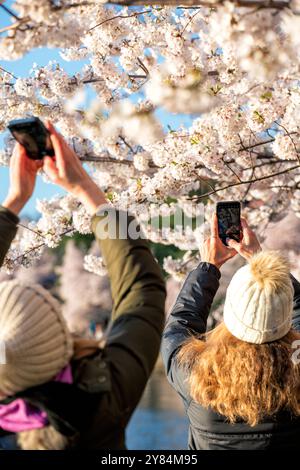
0,206,19,267
91,208,166,327
43,121,166,327
162,261,221,397
43,123,166,417
162,213,237,396
91,208,166,413
0,143,42,267
43,122,107,214
0,144,40,406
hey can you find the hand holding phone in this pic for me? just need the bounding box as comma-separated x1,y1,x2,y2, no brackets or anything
216,201,242,246
200,213,237,269
7,116,55,160
2,143,43,215
42,121,107,214
226,218,261,261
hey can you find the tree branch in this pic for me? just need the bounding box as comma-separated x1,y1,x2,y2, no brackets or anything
11,228,74,263
238,132,297,152
107,0,290,9
191,163,300,201
88,9,155,32
80,155,133,165
17,222,47,239
0,17,30,35
0,2,20,20
0,65,18,80
79,154,159,168
275,120,300,164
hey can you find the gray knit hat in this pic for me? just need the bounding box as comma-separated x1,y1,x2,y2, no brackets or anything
0,280,73,397
223,251,294,344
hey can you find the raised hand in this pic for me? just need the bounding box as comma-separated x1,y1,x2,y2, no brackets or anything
2,143,42,215
227,217,261,261
200,213,237,269
43,122,107,214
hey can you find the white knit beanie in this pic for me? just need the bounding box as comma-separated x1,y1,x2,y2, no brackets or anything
223,251,294,344
0,280,73,397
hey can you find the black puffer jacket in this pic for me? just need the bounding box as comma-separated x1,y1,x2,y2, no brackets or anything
162,261,300,450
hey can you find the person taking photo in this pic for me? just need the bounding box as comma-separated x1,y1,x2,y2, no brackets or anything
162,214,300,450
0,123,166,450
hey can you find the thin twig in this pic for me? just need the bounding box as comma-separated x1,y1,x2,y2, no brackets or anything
88,9,154,32
136,57,149,76
238,132,297,152
79,155,133,165
180,9,202,36
0,3,20,20
17,223,47,239
222,157,242,183
12,242,46,263
79,154,159,168
275,120,300,164
12,228,74,263
0,65,17,80
191,163,300,201
118,134,135,153
108,0,290,9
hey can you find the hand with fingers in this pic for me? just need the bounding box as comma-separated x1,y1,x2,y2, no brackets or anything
200,213,238,270
226,217,261,261
43,122,107,214
2,143,43,216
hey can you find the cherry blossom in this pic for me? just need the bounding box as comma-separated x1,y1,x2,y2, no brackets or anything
0,1,299,278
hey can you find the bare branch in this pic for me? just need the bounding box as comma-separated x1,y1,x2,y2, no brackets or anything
79,155,133,165
0,2,20,20
0,17,30,34
11,228,74,263
88,9,154,32
180,9,202,36
0,65,18,80
238,132,297,152
17,223,47,240
275,120,300,164
79,154,159,168
222,157,243,183
118,134,135,153
107,1,290,9
136,57,149,76
191,163,300,201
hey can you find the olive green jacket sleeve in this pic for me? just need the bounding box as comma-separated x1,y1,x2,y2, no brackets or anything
91,207,166,413
0,205,19,268
91,207,166,328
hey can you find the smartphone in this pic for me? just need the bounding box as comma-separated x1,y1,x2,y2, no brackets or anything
216,201,241,246
7,116,55,160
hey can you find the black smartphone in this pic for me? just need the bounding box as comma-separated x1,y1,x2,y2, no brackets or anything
216,201,241,246
7,116,55,160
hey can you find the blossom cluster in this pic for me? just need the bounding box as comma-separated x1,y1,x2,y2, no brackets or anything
0,1,300,277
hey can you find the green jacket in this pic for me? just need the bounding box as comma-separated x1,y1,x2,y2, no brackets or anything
0,205,166,449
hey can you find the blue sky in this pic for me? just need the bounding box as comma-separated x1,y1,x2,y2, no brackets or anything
0,2,194,217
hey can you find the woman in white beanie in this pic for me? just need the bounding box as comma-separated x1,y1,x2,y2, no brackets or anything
162,213,300,450
0,122,166,449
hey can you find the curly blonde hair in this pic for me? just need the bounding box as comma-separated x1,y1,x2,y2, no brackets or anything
177,322,300,426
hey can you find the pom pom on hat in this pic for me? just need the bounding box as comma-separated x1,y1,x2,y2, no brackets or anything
250,251,291,290
223,251,293,344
